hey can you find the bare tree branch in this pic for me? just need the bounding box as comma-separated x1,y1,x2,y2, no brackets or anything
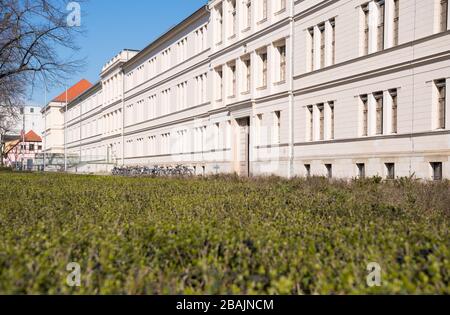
0,0,87,108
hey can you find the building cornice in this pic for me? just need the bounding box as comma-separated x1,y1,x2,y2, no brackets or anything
122,6,209,71
293,47,450,96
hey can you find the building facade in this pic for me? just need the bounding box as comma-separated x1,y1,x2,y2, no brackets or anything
50,0,449,180
9,106,45,137
4,130,43,170
42,79,93,155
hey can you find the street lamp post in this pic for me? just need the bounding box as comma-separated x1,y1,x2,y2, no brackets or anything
64,85,68,172
43,77,48,172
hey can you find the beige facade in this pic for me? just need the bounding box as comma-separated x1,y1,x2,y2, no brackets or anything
42,101,66,154
55,0,449,180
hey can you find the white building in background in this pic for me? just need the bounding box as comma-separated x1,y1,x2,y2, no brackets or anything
41,79,93,155
49,0,449,180
10,105,44,136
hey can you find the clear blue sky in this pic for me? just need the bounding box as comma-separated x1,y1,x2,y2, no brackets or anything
28,0,207,106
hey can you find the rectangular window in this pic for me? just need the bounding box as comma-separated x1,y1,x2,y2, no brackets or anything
230,0,237,36
377,0,385,51
318,104,325,140
375,92,384,135
329,101,335,139
280,0,286,11
307,105,314,141
331,19,336,65
319,23,325,69
246,1,252,29
262,0,268,20
274,111,281,144
216,5,223,44
390,89,398,133
385,163,395,179
363,4,370,55
393,0,399,46
229,62,236,97
436,79,446,129
214,123,220,150
308,28,315,71
278,44,286,82
216,67,223,101
196,74,206,105
440,0,448,32
244,58,251,93
29,144,35,151
177,38,187,63
260,51,268,88
305,164,311,177
361,95,369,136
162,48,171,71
256,114,263,146
325,164,333,179
357,163,366,179
431,162,443,181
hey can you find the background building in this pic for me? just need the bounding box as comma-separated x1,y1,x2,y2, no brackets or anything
44,0,450,180
4,130,43,170
9,106,44,137
41,79,93,155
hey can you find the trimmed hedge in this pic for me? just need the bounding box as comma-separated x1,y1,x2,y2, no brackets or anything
0,172,448,294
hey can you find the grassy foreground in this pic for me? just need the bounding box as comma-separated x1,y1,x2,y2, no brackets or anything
0,172,449,294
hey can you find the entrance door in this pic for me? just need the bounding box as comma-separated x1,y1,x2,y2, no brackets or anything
236,117,250,177
27,159,33,171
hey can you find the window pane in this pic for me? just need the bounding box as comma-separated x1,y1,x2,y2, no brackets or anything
391,93,398,133
361,96,368,136
363,5,369,55
377,2,385,51
393,0,399,45
441,0,448,32
318,104,325,140
375,94,384,135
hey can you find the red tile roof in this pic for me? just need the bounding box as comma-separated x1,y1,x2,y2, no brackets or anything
52,79,93,103
24,130,42,143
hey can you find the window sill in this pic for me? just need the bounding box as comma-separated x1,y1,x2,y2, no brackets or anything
216,99,223,103
227,95,236,99
257,86,267,91
274,80,286,86
257,18,267,25
216,41,223,46
228,34,236,40
274,8,286,16
241,91,250,95
241,27,251,33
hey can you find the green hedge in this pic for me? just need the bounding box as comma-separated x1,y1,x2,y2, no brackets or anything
0,172,448,294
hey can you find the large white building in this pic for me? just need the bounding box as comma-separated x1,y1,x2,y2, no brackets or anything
42,79,93,155
10,105,44,136
46,0,450,180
